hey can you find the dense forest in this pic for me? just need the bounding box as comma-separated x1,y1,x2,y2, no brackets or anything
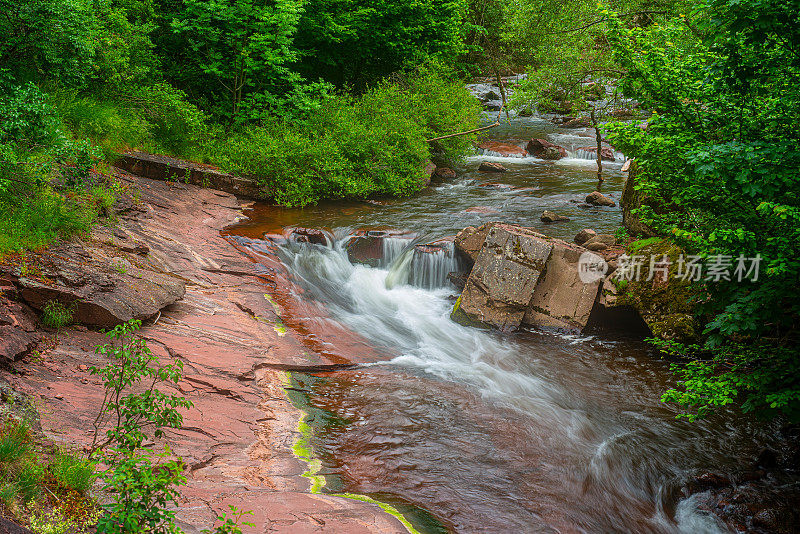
1,0,799,530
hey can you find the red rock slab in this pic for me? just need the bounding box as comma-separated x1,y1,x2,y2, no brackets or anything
1,171,406,533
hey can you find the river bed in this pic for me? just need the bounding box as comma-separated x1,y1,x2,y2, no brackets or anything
226,115,782,533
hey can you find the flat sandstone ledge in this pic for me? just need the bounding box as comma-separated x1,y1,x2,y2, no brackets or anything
115,151,265,199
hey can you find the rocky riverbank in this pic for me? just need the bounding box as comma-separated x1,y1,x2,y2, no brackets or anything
0,168,409,532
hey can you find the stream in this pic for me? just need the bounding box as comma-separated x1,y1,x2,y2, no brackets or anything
227,112,782,533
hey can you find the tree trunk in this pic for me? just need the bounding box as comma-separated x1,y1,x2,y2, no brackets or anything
591,109,603,183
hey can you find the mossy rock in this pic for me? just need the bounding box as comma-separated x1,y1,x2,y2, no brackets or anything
450,295,490,329
615,238,703,344
622,161,657,237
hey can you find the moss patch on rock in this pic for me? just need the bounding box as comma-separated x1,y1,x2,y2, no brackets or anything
615,238,704,343
449,295,490,329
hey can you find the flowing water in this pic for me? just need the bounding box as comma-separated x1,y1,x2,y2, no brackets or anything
227,113,781,533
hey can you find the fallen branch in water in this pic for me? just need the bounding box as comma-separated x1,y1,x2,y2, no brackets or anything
426,122,500,142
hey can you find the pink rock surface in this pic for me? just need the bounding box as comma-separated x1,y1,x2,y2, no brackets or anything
1,171,405,533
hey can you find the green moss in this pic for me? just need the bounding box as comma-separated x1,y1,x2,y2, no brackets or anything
615,239,702,343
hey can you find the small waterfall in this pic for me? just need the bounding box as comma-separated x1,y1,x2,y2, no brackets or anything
476,146,528,159
381,237,413,267
408,242,461,290
385,248,413,288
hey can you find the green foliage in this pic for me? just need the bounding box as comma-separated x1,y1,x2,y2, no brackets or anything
90,320,192,452
14,458,45,503
214,65,480,206
0,420,32,464
53,84,207,159
0,0,99,86
41,301,75,329
0,83,62,146
30,509,80,534
603,0,800,420
203,506,255,534
294,0,469,88
172,0,328,126
48,451,96,495
96,447,185,534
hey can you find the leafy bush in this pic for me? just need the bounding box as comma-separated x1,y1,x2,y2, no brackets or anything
214,65,480,206
96,448,186,534
41,301,75,329
90,320,192,452
0,83,62,146
48,451,96,494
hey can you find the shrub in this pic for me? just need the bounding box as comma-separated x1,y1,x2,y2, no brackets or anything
48,451,96,494
90,320,192,452
41,300,75,329
214,65,480,206
96,448,186,534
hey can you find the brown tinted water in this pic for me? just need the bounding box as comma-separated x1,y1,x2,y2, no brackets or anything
227,115,781,533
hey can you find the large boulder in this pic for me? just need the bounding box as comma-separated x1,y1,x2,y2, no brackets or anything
477,141,527,158
15,256,185,328
613,239,701,343
522,245,604,330
451,225,552,330
526,139,567,160
451,224,610,332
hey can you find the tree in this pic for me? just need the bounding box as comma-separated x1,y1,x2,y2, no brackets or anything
603,0,800,420
293,0,469,88
172,0,327,127
0,0,100,86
